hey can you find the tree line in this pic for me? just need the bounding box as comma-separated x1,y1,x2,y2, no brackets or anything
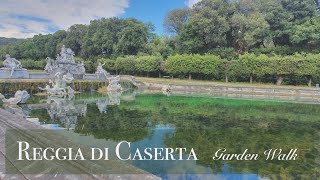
0,0,320,86
0,18,155,60
95,53,320,86
167,0,320,54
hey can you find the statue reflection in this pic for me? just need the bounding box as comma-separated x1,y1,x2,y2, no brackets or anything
46,96,86,130
1,90,139,130
96,91,136,113
22,91,136,130
96,98,108,113
107,92,122,106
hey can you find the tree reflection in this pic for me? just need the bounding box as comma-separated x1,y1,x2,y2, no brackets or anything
75,105,151,142
27,93,320,178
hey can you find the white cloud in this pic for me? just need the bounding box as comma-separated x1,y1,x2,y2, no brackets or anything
0,0,129,38
185,0,202,8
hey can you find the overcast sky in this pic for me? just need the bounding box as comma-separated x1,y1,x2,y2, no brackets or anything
0,0,201,38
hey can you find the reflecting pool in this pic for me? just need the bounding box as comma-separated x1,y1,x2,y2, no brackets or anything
9,91,320,179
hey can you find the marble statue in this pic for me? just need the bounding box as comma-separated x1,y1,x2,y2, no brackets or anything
77,61,86,74
61,73,74,87
15,90,31,104
44,45,85,77
58,45,76,64
162,85,171,92
39,72,75,96
2,54,24,77
107,76,122,92
44,57,56,73
0,90,30,105
96,63,110,79
162,85,172,96
67,86,75,100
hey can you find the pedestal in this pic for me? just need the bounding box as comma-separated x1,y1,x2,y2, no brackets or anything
0,68,30,79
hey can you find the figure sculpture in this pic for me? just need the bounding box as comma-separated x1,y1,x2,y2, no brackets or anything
61,73,74,87
77,61,86,74
39,72,75,96
96,63,110,79
58,45,76,64
44,57,56,73
2,54,23,77
0,90,30,105
162,85,172,96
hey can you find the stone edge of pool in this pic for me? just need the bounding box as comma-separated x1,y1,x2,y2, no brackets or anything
139,82,320,97
0,108,161,180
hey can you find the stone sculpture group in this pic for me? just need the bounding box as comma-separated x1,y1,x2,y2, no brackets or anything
0,45,139,125
44,45,86,76
40,46,126,95
39,46,83,96
1,45,137,99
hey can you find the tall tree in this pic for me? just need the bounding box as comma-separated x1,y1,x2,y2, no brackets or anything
33,34,50,58
115,19,150,55
82,18,123,57
291,16,320,45
44,30,67,58
145,35,174,59
64,24,87,56
178,0,235,54
164,9,190,35
231,13,270,53
258,0,317,46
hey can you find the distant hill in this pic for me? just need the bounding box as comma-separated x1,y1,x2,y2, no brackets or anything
0,37,26,47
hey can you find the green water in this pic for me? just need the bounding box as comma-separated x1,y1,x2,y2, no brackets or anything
26,92,319,179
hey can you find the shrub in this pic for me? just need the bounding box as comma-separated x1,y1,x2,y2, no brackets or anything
115,56,136,75
136,55,163,77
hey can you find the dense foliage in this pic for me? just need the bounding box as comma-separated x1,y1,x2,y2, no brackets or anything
165,53,320,86
0,37,25,47
92,53,320,86
0,0,320,85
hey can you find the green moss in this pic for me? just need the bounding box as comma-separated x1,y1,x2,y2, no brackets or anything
0,80,108,95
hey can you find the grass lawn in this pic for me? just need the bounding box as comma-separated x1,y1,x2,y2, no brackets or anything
27,70,44,72
136,77,316,89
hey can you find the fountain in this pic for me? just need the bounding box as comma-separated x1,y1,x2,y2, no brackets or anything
39,46,84,96
44,45,86,78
